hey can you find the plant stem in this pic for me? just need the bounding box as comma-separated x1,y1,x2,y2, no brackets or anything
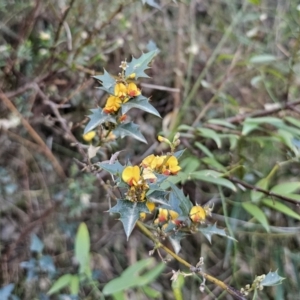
136,221,246,300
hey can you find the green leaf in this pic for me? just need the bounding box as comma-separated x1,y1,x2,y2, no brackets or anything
113,122,147,143
180,156,201,174
146,190,169,206
47,274,72,295
251,177,269,203
168,231,187,254
207,119,237,129
138,263,165,286
98,161,125,176
195,142,214,158
242,202,269,232
285,116,300,129
84,108,117,134
198,223,237,244
125,50,158,79
93,69,116,94
197,127,222,148
168,182,193,216
70,275,80,295
249,54,277,64
201,157,227,172
103,258,164,295
173,149,186,160
261,270,285,286
190,170,237,191
271,182,300,194
75,223,90,274
142,286,161,298
122,258,155,278
121,95,161,117
277,129,298,154
109,200,149,239
242,117,284,135
262,199,300,221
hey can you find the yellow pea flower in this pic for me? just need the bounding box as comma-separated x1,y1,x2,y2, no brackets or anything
163,156,181,175
189,206,207,223
122,166,140,186
127,82,141,98
83,131,96,142
103,95,121,114
140,201,156,220
115,83,127,99
155,208,179,224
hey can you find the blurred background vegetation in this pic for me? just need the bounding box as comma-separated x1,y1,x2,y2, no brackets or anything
1,0,300,299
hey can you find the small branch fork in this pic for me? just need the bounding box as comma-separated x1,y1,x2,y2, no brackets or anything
136,221,246,300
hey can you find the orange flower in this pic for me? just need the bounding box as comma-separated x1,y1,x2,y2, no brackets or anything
122,166,140,186
127,82,141,98
103,95,121,114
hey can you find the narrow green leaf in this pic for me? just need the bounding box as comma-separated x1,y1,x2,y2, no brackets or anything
75,223,90,274
47,274,72,295
122,258,154,278
121,95,161,117
242,117,284,136
125,50,158,79
242,202,269,232
191,170,237,192
261,270,285,286
84,108,117,134
207,119,237,129
201,157,227,172
271,182,300,194
142,286,162,298
250,54,277,64
262,199,300,221
113,122,147,143
109,200,149,239
93,69,116,94
70,275,80,295
250,177,269,203
285,116,300,129
195,142,214,158
138,263,165,286
197,127,222,148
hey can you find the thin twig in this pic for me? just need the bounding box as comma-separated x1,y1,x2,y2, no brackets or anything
0,90,66,179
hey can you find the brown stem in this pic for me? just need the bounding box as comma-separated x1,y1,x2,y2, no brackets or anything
226,176,300,205
136,221,246,300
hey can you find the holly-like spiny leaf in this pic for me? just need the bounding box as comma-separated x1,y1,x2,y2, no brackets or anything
198,223,237,244
261,270,285,286
93,69,116,94
113,122,147,143
173,149,185,160
168,182,193,216
125,50,159,79
168,231,187,254
84,108,116,134
109,200,149,239
146,190,169,206
97,161,125,176
121,95,161,118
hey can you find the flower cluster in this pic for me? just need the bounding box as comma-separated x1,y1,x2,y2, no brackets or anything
103,82,140,114
141,154,181,176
